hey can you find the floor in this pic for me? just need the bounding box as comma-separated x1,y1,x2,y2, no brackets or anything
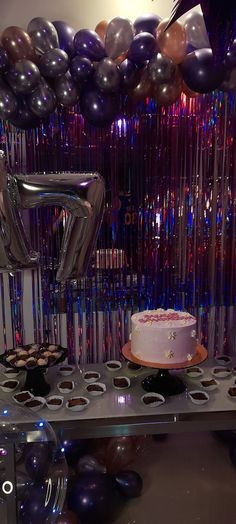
114,432,236,524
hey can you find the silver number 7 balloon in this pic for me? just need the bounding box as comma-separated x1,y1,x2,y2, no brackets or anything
0,151,105,281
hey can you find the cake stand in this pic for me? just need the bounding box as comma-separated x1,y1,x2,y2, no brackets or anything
122,342,208,396
0,345,67,397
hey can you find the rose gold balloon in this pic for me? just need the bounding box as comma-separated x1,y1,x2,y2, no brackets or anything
95,20,109,42
131,65,153,100
1,26,35,62
156,19,186,64
183,81,199,98
153,71,183,106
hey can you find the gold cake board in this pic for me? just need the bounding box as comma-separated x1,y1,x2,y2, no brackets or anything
122,342,208,370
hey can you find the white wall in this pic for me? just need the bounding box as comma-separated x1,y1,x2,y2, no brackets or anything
0,0,174,32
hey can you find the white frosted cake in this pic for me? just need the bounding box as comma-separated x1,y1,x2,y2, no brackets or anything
130,309,197,364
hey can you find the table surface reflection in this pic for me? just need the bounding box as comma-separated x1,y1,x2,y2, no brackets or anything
1,360,236,439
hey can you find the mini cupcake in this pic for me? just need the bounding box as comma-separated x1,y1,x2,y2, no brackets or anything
28,348,37,356
42,351,51,358
15,347,24,354
18,350,28,357
48,345,58,352
37,358,48,366
15,360,26,368
6,355,17,364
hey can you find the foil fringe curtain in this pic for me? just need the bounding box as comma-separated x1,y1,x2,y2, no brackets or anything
0,92,236,362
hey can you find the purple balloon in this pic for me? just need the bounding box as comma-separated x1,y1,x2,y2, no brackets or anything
0,79,18,120
134,13,161,35
115,470,143,498
80,85,119,127
70,55,94,84
64,439,90,467
94,57,121,93
148,53,177,84
54,74,79,107
74,29,106,61
76,455,107,475
128,32,157,66
19,483,53,524
24,443,50,482
7,59,40,94
120,58,139,89
52,20,76,57
28,79,57,117
181,48,224,94
68,472,121,524
39,48,69,78
0,47,9,73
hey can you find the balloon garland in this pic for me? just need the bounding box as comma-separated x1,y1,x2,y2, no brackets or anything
167,0,236,61
0,12,235,129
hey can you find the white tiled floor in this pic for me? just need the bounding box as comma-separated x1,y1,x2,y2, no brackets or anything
114,432,236,524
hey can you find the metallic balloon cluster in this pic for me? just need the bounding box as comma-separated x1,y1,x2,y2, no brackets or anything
0,152,105,281
0,12,235,129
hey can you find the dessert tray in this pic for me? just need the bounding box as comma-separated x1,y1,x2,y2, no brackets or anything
122,342,208,396
0,343,67,397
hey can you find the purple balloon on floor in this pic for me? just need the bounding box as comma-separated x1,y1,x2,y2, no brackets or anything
52,21,76,57
128,32,157,66
70,56,94,84
80,85,119,127
76,455,107,475
134,13,161,35
24,442,51,481
115,470,143,498
19,482,56,524
68,472,122,524
74,29,105,61
64,440,91,468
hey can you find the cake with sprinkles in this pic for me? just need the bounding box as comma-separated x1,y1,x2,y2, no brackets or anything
130,309,197,364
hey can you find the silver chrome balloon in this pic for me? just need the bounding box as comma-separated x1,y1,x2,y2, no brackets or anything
0,151,38,270
0,156,105,281
27,17,59,55
105,17,134,60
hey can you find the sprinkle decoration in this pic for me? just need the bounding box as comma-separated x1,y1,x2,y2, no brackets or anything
139,313,191,323
0,91,235,362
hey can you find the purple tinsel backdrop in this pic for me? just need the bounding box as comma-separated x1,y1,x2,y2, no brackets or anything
0,92,236,362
